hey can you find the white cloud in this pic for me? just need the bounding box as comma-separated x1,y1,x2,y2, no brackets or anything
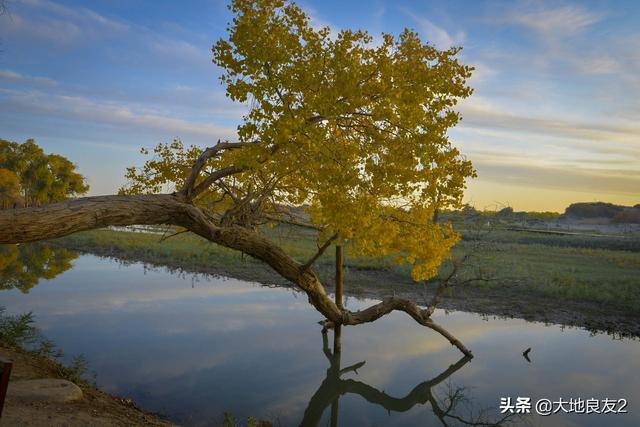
1,13,83,46
400,8,464,49
0,0,204,68
0,88,238,142
0,68,57,87
458,96,640,147
473,160,640,197
504,5,603,38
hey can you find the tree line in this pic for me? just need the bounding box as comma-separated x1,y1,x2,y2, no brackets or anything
0,139,89,208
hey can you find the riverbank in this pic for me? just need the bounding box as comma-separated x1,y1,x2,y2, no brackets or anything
0,346,172,426
51,227,640,338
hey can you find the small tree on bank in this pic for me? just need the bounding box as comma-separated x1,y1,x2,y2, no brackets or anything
0,139,89,207
0,0,475,355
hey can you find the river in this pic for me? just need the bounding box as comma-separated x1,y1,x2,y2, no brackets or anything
0,245,638,426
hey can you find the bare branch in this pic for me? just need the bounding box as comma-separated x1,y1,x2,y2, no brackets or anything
322,295,473,357
159,228,190,242
190,165,244,199
262,213,322,230
301,232,338,271
181,141,251,199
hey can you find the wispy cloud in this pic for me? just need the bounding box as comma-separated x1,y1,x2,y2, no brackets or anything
400,7,464,49
473,160,640,197
0,69,57,87
459,97,640,146
0,88,238,142
1,0,127,47
502,4,603,38
0,0,206,67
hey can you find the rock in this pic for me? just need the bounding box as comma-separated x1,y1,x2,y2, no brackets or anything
8,378,83,403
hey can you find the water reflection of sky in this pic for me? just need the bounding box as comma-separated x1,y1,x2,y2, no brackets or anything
0,253,638,426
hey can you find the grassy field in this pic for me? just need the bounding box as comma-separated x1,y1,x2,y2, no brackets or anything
52,224,640,313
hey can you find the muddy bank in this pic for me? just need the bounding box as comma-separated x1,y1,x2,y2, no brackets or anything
343,270,640,339
53,241,640,340
0,346,172,427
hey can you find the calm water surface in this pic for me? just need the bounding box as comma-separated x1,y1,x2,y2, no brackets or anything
0,248,638,426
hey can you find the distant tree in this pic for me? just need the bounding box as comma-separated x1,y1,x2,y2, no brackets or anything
0,168,20,208
564,202,624,220
496,206,514,219
0,0,475,356
0,138,89,207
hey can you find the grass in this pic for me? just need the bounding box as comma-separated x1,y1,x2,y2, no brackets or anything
462,242,640,308
0,307,91,386
463,227,640,252
51,224,640,312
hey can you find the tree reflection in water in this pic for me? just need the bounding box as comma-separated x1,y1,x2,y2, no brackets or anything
0,243,79,293
301,327,515,426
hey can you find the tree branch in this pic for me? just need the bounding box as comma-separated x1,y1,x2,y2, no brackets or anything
323,296,473,357
300,232,338,271
181,141,251,200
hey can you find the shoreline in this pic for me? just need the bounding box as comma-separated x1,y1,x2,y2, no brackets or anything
0,346,172,426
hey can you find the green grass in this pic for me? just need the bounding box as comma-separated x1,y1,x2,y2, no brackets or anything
0,307,91,386
461,242,640,309
52,225,640,312
463,227,640,252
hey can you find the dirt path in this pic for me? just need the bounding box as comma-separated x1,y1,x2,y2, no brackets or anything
0,347,172,427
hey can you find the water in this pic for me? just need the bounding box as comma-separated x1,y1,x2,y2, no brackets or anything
0,246,638,426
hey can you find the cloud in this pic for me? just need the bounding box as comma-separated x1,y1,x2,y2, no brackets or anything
0,88,238,142
147,38,210,67
0,0,205,68
19,0,128,33
0,69,57,87
400,7,464,49
477,3,618,78
473,160,640,197
458,97,640,147
0,13,83,46
503,4,603,38
0,0,128,47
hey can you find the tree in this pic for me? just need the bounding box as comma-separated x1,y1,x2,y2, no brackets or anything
0,0,475,355
0,168,20,208
0,138,89,207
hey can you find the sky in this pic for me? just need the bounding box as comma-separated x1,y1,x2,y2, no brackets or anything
0,0,638,212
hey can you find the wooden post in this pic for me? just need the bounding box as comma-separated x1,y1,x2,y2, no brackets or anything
0,357,13,418
333,324,342,356
335,245,343,310
330,325,342,426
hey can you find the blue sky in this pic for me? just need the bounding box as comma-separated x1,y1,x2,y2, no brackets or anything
1,0,638,211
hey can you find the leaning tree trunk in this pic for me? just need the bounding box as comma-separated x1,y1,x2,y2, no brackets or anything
0,193,472,357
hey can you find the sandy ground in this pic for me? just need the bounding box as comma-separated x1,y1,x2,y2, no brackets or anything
0,347,173,427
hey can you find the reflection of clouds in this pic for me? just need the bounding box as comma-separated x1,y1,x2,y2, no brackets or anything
4,253,640,426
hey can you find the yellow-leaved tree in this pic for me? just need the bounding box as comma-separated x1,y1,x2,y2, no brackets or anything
1,0,475,355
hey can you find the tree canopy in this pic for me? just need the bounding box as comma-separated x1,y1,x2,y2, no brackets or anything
122,0,475,282
0,168,20,208
0,138,89,207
